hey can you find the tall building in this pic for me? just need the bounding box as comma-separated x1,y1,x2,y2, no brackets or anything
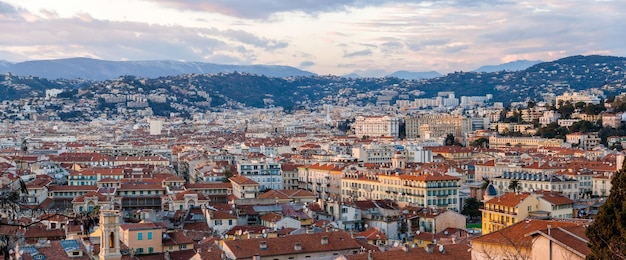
353,115,400,138
405,114,472,140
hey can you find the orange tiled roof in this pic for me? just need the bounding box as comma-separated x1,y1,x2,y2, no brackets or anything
485,192,532,207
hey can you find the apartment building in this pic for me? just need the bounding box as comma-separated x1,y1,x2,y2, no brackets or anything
353,115,400,138
236,158,283,191
481,192,574,235
341,171,461,211
491,171,580,199
405,114,471,140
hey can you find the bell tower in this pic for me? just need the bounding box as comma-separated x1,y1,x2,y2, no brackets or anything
99,210,122,260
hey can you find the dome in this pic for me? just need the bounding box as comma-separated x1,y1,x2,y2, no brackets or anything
486,183,498,196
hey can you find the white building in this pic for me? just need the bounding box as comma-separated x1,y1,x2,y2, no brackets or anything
353,115,400,138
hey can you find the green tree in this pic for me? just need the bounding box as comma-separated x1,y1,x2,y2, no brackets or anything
222,169,234,183
461,197,482,221
586,161,626,259
558,101,575,119
445,133,455,146
470,137,489,148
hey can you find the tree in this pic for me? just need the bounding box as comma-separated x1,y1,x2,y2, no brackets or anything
481,177,491,190
222,169,234,183
462,197,482,221
585,160,626,259
508,180,520,192
445,133,455,146
470,137,489,148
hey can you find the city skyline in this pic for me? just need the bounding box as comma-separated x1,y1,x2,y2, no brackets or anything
1,0,625,76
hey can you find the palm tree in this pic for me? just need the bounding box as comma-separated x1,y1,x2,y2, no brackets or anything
508,180,520,192
480,177,491,190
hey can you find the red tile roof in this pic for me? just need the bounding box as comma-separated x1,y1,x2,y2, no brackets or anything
485,192,532,207
472,219,584,248
222,231,361,258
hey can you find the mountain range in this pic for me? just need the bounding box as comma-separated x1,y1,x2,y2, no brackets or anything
473,60,543,73
1,58,545,81
0,58,315,80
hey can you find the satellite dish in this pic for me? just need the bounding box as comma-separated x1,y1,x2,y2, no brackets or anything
364,224,368,228
439,245,444,253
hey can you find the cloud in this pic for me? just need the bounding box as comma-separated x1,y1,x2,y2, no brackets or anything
344,49,372,58
147,0,390,20
299,61,315,68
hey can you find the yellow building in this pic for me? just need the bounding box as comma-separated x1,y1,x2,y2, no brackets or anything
481,192,574,234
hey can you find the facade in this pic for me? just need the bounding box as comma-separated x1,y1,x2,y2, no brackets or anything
491,171,580,199
489,136,564,148
353,116,400,138
230,175,259,199
555,92,601,108
237,158,283,191
119,222,166,255
405,114,472,140
481,192,574,235
341,172,461,211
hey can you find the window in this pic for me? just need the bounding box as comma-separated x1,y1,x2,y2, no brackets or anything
215,220,222,225
147,231,152,240
136,248,144,254
148,247,154,253
138,232,143,240
179,244,187,249
228,219,233,225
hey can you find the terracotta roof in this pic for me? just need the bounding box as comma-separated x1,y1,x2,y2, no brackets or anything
120,222,167,231
485,192,532,207
529,225,590,257
222,231,361,258
172,190,208,201
344,243,470,260
229,175,258,185
258,189,316,199
356,227,387,240
47,185,98,191
537,192,575,205
472,219,583,248
260,212,283,223
162,230,194,246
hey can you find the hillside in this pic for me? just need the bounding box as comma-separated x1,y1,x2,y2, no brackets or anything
1,55,625,118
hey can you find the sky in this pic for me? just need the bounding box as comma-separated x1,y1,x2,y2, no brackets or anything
0,0,624,77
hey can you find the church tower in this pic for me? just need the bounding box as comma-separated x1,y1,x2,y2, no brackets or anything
99,210,122,260
392,151,406,169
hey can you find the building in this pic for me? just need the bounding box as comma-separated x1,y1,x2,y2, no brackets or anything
491,171,580,199
555,92,601,108
481,192,574,235
488,136,564,148
405,114,472,140
471,219,587,260
237,158,283,191
353,116,400,138
230,175,259,199
119,222,167,255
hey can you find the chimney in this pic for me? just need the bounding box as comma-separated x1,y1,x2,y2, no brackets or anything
367,250,374,260
424,244,433,254
547,225,552,236
321,236,329,245
260,241,267,250
294,242,302,251
253,254,261,260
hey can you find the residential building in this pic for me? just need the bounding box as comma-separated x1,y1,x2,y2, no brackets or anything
405,114,471,140
230,175,259,199
353,115,401,138
481,192,574,235
237,158,283,191
119,222,166,255
491,171,580,199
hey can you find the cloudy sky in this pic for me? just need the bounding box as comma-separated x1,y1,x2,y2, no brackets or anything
1,0,624,76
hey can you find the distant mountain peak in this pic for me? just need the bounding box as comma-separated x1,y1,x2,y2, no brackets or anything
387,70,442,79
473,60,543,73
0,58,315,80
